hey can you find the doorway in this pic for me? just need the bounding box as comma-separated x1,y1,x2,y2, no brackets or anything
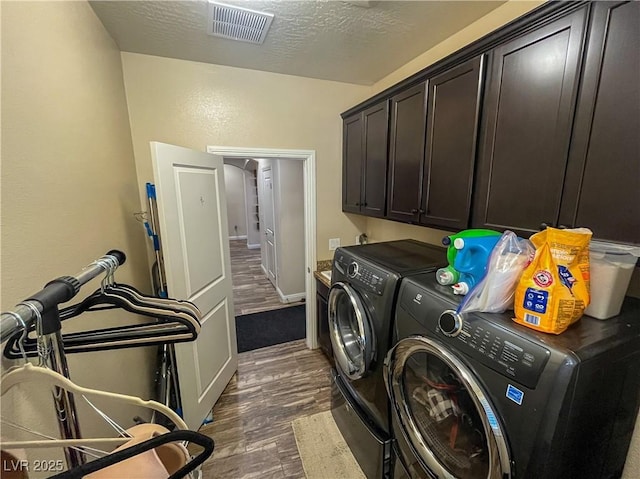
209,146,318,350
223,158,302,317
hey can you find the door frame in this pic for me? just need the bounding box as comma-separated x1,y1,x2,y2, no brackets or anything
207,146,318,349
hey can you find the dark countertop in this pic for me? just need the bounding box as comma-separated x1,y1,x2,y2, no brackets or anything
317,259,332,272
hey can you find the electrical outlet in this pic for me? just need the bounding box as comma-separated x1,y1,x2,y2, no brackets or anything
329,238,340,251
356,235,361,245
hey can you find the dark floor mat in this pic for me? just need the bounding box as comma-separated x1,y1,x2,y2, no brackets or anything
235,304,306,353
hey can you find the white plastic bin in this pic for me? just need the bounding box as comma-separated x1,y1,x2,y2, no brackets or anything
585,240,640,319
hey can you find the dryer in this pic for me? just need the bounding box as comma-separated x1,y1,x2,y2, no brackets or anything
329,240,446,478
386,273,640,479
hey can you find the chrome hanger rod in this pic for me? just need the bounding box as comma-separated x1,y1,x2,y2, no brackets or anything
0,250,126,343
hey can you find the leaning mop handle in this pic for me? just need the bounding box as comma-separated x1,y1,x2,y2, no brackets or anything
0,250,126,342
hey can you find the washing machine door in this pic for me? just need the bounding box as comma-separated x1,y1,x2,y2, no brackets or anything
328,282,376,380
385,336,511,479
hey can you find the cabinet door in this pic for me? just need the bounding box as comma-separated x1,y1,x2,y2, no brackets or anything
560,1,640,244
472,8,588,236
316,279,332,362
420,56,485,230
361,102,389,218
387,82,428,222
342,113,363,213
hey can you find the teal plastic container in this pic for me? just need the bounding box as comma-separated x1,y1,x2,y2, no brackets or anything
451,235,501,294
436,229,501,286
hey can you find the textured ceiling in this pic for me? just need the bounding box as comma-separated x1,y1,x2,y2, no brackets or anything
90,1,506,85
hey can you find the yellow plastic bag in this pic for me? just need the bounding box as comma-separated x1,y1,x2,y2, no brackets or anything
513,227,592,334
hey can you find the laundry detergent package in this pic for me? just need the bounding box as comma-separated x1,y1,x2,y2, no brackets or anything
513,227,592,334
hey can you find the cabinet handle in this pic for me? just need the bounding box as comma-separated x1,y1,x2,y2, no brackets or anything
558,224,568,229
419,209,426,215
539,222,550,231
411,209,419,214
355,202,361,206
363,202,368,207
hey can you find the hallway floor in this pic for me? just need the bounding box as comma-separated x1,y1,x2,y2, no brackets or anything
229,239,302,317
198,340,332,478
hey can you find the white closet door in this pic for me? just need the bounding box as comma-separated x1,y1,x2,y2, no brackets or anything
261,166,277,286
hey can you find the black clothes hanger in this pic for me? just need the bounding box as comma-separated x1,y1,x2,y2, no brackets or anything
58,286,200,324
3,285,201,359
109,283,201,318
48,430,214,479
97,258,200,319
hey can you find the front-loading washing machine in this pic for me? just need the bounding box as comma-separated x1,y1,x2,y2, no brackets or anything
385,273,640,479
329,240,447,478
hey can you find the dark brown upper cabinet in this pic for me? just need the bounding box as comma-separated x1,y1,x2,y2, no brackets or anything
361,102,390,217
342,114,363,214
559,1,640,244
420,56,485,230
472,7,588,237
386,57,486,229
341,2,637,244
386,83,428,223
341,101,389,217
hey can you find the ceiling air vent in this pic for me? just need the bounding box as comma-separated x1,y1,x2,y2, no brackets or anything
207,2,274,44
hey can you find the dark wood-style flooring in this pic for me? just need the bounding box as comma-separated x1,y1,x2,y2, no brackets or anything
230,240,302,317
198,340,332,478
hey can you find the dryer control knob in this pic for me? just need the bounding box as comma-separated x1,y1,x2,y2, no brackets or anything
439,310,463,337
347,262,359,278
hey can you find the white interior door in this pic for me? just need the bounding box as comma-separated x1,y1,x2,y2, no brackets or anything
261,167,277,285
151,141,237,431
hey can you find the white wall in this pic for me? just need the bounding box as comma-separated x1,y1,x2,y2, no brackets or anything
120,53,370,262
223,164,248,238
274,160,305,298
1,0,154,470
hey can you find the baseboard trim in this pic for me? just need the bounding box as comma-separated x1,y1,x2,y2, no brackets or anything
247,243,261,250
228,235,248,240
276,288,306,304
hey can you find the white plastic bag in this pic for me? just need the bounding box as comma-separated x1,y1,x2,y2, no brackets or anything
457,231,534,314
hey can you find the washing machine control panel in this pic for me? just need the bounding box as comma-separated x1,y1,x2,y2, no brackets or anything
452,320,550,388
352,263,389,296
398,277,550,389
334,253,389,295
